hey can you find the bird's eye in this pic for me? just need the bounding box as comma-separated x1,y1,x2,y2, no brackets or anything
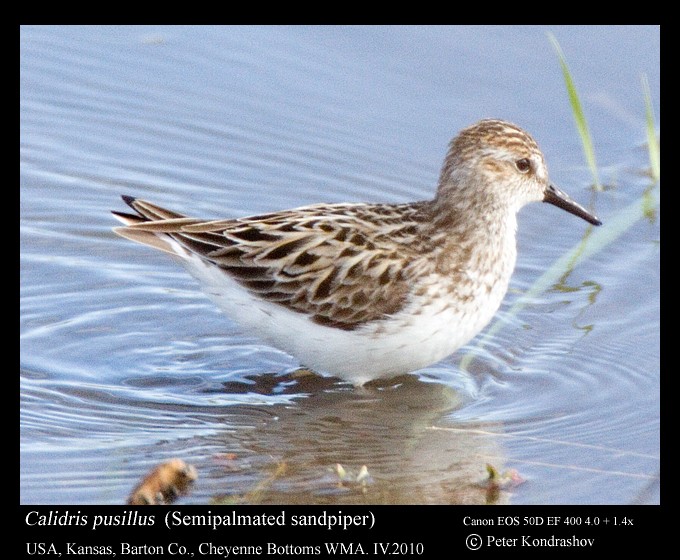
515,158,531,173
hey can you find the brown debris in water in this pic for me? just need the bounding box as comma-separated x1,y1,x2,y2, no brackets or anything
127,459,198,505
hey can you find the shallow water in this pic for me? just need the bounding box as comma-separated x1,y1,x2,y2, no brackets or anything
20,25,659,504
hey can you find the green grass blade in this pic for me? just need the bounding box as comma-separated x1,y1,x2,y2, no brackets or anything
548,33,602,191
458,183,659,373
641,74,660,183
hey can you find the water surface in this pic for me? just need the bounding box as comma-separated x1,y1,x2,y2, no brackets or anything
20,25,659,504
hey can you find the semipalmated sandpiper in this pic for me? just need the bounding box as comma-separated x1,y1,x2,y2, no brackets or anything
113,119,601,385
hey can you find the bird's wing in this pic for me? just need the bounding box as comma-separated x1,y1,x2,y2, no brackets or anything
113,196,426,330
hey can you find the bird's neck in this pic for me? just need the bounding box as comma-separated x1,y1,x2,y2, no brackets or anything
421,197,519,280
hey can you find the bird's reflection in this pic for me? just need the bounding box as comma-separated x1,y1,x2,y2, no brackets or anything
205,371,513,505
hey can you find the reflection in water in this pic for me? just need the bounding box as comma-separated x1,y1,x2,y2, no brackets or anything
22,368,513,505
199,373,510,505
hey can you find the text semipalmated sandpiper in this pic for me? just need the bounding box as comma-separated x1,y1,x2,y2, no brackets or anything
113,119,601,385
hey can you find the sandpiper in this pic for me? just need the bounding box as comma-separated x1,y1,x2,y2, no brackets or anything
113,119,601,386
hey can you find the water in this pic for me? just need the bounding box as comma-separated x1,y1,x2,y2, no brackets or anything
20,25,659,504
